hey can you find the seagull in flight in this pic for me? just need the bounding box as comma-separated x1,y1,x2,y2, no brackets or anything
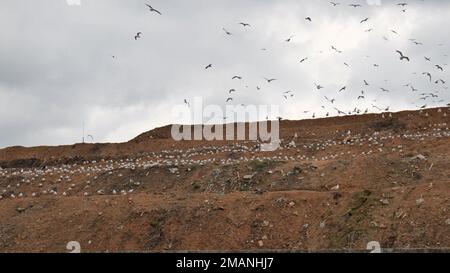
134,32,142,40
264,77,277,83
331,46,342,53
222,28,232,35
205,64,213,70
239,22,251,27
396,50,410,61
423,72,432,82
145,4,162,15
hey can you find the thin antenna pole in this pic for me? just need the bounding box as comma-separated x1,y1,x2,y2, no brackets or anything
82,120,85,144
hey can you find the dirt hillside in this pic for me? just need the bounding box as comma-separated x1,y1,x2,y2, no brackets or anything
0,108,449,252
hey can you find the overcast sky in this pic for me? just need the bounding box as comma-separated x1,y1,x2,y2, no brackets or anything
0,0,449,147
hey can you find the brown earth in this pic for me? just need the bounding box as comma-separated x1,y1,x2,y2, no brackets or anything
0,108,449,252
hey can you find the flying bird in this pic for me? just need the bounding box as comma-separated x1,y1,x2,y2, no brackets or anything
222,28,232,35
396,50,410,61
239,22,251,27
264,77,277,83
423,72,432,82
331,46,342,53
315,84,324,90
145,4,162,15
134,32,142,40
205,64,213,70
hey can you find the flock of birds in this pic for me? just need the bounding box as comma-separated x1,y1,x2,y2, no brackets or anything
130,1,450,120
1,108,449,200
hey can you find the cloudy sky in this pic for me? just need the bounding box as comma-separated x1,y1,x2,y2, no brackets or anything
1,0,449,147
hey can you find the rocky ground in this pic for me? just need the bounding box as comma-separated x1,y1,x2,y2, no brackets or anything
0,108,449,252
